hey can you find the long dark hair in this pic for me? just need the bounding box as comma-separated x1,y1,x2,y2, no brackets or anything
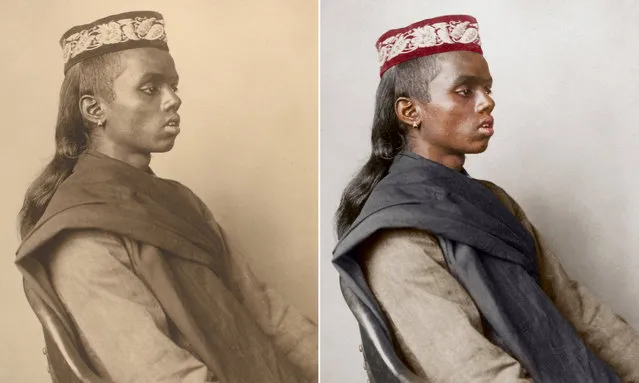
18,53,123,238
335,56,441,238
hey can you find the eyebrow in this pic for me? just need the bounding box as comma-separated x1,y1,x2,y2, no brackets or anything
139,72,179,83
452,75,493,87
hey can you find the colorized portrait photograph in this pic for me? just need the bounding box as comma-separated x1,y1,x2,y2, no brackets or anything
320,1,639,382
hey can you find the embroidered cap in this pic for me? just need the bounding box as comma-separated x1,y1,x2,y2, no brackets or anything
60,10,169,74
376,14,483,77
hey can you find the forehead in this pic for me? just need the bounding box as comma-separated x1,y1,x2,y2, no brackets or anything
116,47,178,81
433,51,491,83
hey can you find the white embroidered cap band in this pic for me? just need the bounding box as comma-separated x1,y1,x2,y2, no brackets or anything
59,11,169,73
376,14,482,77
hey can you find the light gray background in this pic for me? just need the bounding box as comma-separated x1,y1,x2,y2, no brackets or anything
320,1,639,381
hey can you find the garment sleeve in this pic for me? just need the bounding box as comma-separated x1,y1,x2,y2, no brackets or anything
528,225,639,382
201,207,318,382
46,229,212,383
481,180,639,381
360,229,532,383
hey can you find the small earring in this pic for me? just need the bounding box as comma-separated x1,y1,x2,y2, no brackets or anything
412,121,419,129
97,121,104,128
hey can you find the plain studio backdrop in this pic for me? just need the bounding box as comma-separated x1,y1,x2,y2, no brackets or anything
321,0,639,381
0,1,317,381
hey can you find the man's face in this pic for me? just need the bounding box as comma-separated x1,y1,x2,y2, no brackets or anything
100,47,181,156
411,51,495,158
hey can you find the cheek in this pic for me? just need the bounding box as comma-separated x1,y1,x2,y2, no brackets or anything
428,103,463,132
439,104,474,134
110,97,158,127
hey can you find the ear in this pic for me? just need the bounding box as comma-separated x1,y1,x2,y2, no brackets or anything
79,95,105,127
395,97,421,128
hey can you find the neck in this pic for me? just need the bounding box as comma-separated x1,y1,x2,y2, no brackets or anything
411,146,466,171
91,143,151,170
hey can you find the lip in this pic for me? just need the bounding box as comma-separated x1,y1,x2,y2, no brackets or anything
478,116,494,129
478,116,494,137
165,115,181,126
164,115,181,134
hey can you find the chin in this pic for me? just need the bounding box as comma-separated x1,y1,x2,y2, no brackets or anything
467,139,490,154
152,138,177,153
466,145,489,154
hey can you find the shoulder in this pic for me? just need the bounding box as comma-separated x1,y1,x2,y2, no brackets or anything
476,179,528,221
162,178,200,203
475,179,513,205
360,228,446,269
53,229,125,249
47,229,136,273
366,229,439,253
475,179,537,237
162,179,217,221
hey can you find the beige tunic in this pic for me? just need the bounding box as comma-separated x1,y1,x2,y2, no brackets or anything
360,180,639,382
48,230,215,382
45,207,318,382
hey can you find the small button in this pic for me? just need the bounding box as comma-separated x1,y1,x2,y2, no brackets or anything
42,347,47,355
358,344,363,352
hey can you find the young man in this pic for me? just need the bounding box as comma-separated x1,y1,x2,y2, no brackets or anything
16,11,317,383
333,15,639,383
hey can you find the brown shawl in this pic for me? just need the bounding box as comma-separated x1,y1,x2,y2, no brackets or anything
16,151,310,383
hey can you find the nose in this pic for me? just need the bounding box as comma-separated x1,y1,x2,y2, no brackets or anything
476,89,495,114
162,86,182,112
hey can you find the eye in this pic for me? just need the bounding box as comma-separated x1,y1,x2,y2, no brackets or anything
484,86,493,95
170,84,179,92
140,85,158,95
455,88,473,97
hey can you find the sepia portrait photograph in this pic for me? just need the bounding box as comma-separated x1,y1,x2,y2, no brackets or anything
1,1,317,382
321,1,639,382
3,0,639,382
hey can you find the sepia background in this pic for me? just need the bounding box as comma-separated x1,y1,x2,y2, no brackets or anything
321,0,639,381
1,1,317,381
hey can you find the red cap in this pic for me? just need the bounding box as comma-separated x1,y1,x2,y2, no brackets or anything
376,14,483,77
